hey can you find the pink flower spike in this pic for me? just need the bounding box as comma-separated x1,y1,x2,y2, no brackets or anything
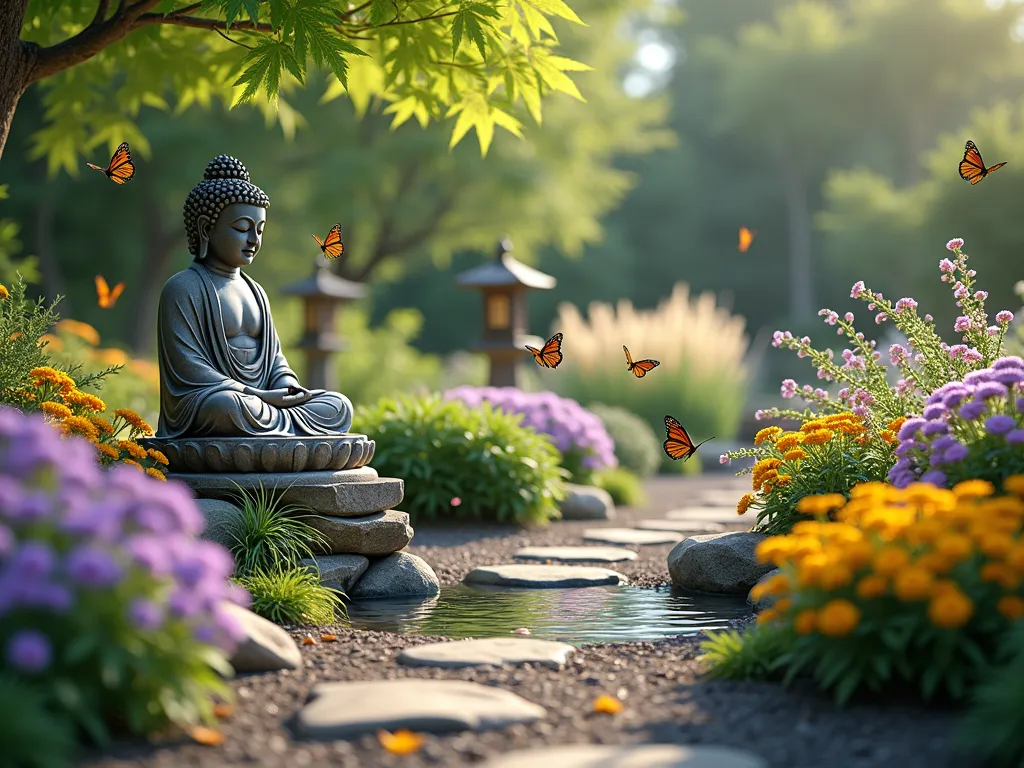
945,239,964,252
719,454,730,465
925,314,933,323
939,257,956,273
997,310,1014,325
844,312,854,322
975,291,989,301
850,281,866,299
875,312,887,324
450,497,462,507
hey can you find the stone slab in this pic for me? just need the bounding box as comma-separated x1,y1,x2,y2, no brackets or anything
482,744,768,768
463,564,627,588
221,602,302,674
666,506,746,524
170,467,404,517
349,552,440,599
306,509,413,556
293,679,546,738
514,546,638,563
397,637,576,670
559,484,615,520
635,519,727,534
301,554,369,594
582,528,684,546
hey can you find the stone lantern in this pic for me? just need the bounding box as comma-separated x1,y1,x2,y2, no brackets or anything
281,255,366,392
456,236,557,388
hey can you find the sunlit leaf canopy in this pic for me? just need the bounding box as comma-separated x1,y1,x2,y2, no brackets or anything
19,0,592,174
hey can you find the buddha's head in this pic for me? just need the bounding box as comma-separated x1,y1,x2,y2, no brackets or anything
183,155,271,269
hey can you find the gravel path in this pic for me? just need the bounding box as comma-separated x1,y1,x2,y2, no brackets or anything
79,475,968,768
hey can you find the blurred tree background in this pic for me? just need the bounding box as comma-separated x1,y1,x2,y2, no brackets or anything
4,0,1024,446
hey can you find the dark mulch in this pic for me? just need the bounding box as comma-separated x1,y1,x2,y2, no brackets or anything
78,476,970,768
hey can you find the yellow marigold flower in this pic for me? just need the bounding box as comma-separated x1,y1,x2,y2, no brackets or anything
1005,543,1024,572
796,553,830,588
952,479,995,500
817,599,860,638
117,440,148,460
114,408,153,436
29,366,75,394
873,546,911,576
916,552,955,574
54,318,100,346
799,419,825,433
36,333,62,351
40,401,72,420
121,459,144,472
893,566,935,602
1004,475,1024,497
775,474,793,486
755,538,796,566
753,426,783,446
801,429,835,446
756,607,779,624
903,519,946,546
794,609,817,635
736,493,755,516
933,533,973,562
94,347,129,367
856,574,888,599
835,421,867,436
63,389,106,413
0,283,8,300
928,588,973,629
997,595,1024,621
145,467,167,482
840,539,875,570
89,416,114,435
60,416,98,440
796,494,847,516
783,449,807,462
95,443,119,460
979,533,1014,559
819,563,853,590
880,429,898,445
887,416,908,433
773,597,793,614
775,433,802,452
982,563,1012,583
147,448,170,466
822,412,858,424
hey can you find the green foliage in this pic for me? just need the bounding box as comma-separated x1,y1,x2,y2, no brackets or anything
0,187,40,287
226,482,328,578
591,466,645,508
700,624,793,682
0,674,78,768
234,566,345,625
587,402,661,478
0,274,63,406
353,392,567,525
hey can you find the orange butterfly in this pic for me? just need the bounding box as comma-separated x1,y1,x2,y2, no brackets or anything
663,415,714,461
95,275,125,309
86,142,135,185
312,223,344,259
623,345,659,378
738,227,756,253
526,332,563,369
959,140,1006,185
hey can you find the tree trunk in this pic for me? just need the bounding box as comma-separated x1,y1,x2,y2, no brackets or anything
780,153,814,322
0,0,32,161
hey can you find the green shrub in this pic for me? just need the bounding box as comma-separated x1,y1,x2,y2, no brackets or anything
0,274,62,405
587,403,661,478
592,467,646,507
226,482,327,578
700,624,793,682
235,567,346,626
354,393,567,525
0,674,77,768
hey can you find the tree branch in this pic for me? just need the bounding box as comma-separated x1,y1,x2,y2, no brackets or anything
136,13,274,33
353,192,457,282
90,0,112,26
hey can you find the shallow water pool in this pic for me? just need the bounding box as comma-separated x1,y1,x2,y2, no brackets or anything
340,585,752,646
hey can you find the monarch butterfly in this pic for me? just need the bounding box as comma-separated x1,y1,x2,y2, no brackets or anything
86,142,135,185
623,345,660,378
738,227,756,253
312,224,344,259
663,415,714,461
95,275,125,309
959,140,1006,185
526,332,563,369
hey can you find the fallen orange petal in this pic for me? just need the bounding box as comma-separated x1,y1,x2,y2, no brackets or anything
189,726,225,746
320,633,338,642
377,728,425,755
593,695,623,714
302,635,317,646
213,703,234,719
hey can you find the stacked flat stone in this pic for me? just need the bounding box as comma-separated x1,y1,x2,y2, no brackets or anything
184,466,440,600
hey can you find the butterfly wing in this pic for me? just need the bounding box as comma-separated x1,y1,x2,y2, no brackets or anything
663,415,694,460
985,161,1008,177
738,227,755,253
95,276,110,308
322,224,344,259
538,332,563,368
108,282,126,307
631,359,660,378
105,142,135,184
623,345,634,367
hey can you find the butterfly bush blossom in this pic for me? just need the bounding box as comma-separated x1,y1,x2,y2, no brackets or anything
444,387,617,478
0,407,249,734
890,357,1024,488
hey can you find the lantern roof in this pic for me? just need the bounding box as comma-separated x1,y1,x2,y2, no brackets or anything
281,256,367,300
456,237,556,291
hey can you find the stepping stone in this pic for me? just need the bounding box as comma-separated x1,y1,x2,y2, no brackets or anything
514,546,638,563
582,528,684,546
666,507,744,523
482,744,768,768
699,489,749,506
293,679,545,738
397,637,576,670
463,564,627,588
635,519,726,534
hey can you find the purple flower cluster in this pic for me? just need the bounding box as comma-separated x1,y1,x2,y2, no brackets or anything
444,387,617,471
0,407,248,674
889,357,1024,488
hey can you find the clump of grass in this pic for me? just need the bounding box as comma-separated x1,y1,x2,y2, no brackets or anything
234,567,346,626
226,481,328,577
699,624,793,682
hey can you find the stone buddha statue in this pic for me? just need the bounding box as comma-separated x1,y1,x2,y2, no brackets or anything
155,154,354,439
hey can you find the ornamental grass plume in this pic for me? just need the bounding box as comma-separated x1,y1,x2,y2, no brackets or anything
735,479,1024,706
547,284,750,453
0,407,250,764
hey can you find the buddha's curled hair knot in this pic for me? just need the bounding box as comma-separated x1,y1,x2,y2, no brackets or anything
183,154,271,257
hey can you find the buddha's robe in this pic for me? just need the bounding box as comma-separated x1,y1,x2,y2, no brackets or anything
155,262,353,438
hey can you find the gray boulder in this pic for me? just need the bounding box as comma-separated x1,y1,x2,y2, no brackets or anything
350,552,440,599
221,602,302,673
559,484,615,521
668,531,775,595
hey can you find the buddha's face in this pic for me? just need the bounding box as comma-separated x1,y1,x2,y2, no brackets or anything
198,203,266,269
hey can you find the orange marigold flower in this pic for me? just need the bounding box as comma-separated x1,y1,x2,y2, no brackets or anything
89,416,115,435
147,448,169,466
816,599,860,637
114,408,153,436
121,459,144,472
40,401,72,420
145,467,167,482
997,595,1024,621
117,440,148,460
794,609,817,635
63,390,106,413
1004,475,1024,497
887,416,908,433
873,546,911,576
880,429,898,445
775,433,802,452
801,429,835,446
952,479,995,500
60,416,98,440
0,283,8,300
29,366,75,394
856,574,888,599
754,426,783,446
784,449,807,462
737,493,755,516
928,588,974,629
95,443,119,460
893,566,934,602
54,318,100,346
36,333,63,351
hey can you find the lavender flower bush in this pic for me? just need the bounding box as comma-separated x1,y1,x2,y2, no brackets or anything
890,356,1024,488
0,407,248,761
444,386,617,482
